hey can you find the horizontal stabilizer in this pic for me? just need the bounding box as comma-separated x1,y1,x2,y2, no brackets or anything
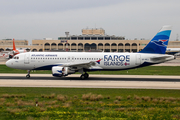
150,55,174,62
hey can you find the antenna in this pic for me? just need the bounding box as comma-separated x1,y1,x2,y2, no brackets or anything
65,32,69,38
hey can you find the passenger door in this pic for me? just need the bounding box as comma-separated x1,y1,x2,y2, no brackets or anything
24,53,30,64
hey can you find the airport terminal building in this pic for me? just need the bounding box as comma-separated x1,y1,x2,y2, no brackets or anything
1,28,180,52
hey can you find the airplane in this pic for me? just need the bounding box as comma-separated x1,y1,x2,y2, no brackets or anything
0,39,27,59
0,51,11,59
166,48,180,55
11,38,27,58
6,25,175,79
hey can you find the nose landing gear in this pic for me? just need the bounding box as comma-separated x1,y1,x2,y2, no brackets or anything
26,70,31,78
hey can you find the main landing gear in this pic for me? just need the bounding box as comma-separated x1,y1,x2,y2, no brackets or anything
80,72,89,79
26,70,31,78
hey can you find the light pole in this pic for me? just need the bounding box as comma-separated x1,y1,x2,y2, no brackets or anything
65,32,69,51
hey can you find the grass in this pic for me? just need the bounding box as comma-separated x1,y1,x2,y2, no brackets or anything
0,87,180,119
1,64,180,119
1,65,180,75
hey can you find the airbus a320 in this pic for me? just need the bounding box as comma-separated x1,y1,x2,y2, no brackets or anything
6,26,175,79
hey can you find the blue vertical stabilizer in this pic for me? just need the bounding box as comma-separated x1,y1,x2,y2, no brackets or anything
139,25,172,54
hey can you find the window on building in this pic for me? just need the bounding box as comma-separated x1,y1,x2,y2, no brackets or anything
85,37,90,40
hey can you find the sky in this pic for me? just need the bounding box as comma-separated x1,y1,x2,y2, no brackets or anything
0,0,180,44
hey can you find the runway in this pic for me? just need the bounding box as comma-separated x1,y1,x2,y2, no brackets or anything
0,74,180,89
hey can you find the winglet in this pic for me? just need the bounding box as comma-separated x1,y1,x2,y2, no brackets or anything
138,25,172,54
13,38,16,50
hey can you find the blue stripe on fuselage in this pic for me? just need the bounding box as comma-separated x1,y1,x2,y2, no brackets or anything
84,62,155,72
32,62,155,72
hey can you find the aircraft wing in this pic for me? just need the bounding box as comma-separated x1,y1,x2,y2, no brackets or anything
61,59,101,69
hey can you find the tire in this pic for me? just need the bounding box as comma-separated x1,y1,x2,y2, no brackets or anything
84,73,89,79
26,74,30,78
80,74,85,80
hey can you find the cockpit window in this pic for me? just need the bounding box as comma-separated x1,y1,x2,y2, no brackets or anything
14,56,19,59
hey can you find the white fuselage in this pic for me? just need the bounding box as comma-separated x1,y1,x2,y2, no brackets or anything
6,52,174,71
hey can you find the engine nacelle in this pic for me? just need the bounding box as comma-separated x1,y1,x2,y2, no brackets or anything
52,66,63,77
52,66,76,77
62,67,76,76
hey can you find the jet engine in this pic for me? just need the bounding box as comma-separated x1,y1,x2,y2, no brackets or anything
52,66,63,77
52,66,76,77
62,67,76,76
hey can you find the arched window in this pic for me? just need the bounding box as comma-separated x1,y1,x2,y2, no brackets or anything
78,43,83,52
58,43,63,46
132,43,137,46
71,43,76,46
125,43,130,46
91,43,97,50
98,43,103,46
51,43,56,46
32,49,37,52
39,49,43,52
105,43,110,46
84,43,90,51
6,48,10,51
111,43,117,46
0,48,4,52
78,43,83,47
118,43,123,46
45,43,50,46
65,43,70,46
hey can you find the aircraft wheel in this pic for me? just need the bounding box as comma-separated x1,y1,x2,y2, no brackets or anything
80,74,85,80
26,74,30,78
84,73,89,79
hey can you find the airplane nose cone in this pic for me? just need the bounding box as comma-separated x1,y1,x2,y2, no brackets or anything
6,60,11,68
